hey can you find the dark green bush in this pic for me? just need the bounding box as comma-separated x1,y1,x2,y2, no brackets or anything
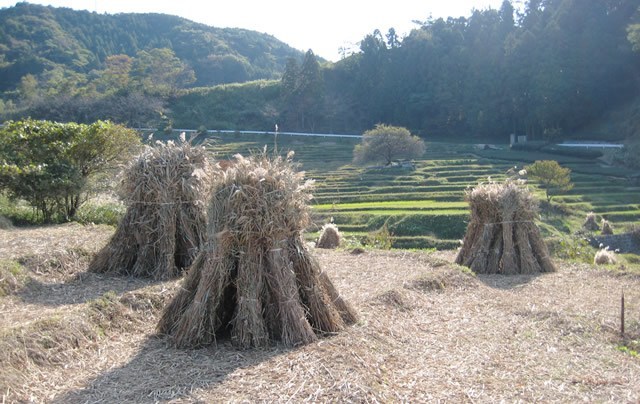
365,213,468,239
391,236,459,250
75,199,125,226
510,141,548,151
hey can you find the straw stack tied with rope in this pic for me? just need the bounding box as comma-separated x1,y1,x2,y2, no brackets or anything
158,151,357,349
89,139,214,279
455,181,556,274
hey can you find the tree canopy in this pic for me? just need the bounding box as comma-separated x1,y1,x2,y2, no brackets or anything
0,119,141,221
353,124,426,166
0,3,303,127
525,160,573,202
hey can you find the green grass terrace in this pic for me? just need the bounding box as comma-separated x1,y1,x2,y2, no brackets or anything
186,131,639,251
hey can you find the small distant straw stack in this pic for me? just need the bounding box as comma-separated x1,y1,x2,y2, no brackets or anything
316,223,342,249
601,219,614,235
158,152,357,349
89,140,214,279
594,248,616,265
583,212,599,231
455,181,556,274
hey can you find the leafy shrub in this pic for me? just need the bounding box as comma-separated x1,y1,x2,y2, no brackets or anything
0,119,140,222
0,192,41,225
547,235,594,263
366,213,469,240
0,215,12,229
362,224,393,250
75,198,125,226
615,137,640,169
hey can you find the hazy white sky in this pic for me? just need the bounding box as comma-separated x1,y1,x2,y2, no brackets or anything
0,0,507,61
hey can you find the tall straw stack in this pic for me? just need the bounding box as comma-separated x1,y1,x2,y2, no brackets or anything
158,152,357,349
455,181,556,274
89,140,214,279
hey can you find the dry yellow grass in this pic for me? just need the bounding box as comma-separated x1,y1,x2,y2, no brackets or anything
1,225,639,402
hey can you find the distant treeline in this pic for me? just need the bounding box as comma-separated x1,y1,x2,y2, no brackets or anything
1,1,639,141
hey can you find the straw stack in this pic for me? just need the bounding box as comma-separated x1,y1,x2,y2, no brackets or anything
455,181,556,274
594,248,616,265
601,219,614,235
316,223,342,249
158,152,357,349
89,140,214,279
583,212,599,231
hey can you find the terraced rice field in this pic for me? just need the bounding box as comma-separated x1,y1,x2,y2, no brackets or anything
206,132,640,250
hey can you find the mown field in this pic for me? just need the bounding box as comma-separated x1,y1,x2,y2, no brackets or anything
1,225,639,402
206,132,640,255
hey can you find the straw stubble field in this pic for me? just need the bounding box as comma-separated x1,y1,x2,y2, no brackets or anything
1,224,639,402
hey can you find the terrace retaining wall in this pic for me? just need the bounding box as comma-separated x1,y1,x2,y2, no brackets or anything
589,233,640,254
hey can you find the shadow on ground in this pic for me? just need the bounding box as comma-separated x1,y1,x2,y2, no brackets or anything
53,335,288,403
17,272,158,307
476,272,544,290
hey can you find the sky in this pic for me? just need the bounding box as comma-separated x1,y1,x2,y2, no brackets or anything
0,0,508,61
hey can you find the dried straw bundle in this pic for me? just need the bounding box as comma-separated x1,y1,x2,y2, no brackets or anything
455,181,556,274
594,248,616,265
158,152,356,349
601,219,614,235
583,212,599,231
316,223,342,249
89,141,213,279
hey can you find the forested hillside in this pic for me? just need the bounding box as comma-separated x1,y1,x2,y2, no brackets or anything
310,0,640,140
0,2,302,127
1,0,639,142
0,2,302,88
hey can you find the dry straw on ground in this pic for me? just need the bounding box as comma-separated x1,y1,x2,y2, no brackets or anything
583,212,599,231
158,152,357,349
456,181,556,274
316,223,342,249
89,140,214,279
601,219,614,235
594,248,617,265
2,224,640,402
